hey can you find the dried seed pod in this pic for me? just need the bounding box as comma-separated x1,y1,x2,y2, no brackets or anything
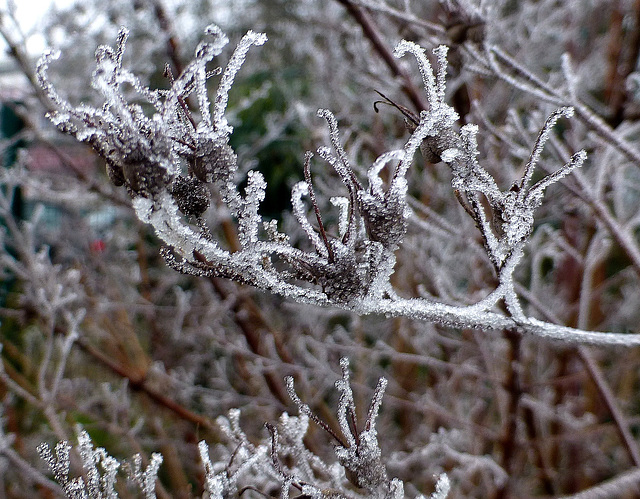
358,195,407,249
286,246,367,303
420,127,460,164
121,158,168,197
171,175,210,216
191,138,236,184
342,453,387,491
318,258,365,303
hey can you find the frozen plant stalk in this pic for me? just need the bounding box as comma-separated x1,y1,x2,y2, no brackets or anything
36,27,640,345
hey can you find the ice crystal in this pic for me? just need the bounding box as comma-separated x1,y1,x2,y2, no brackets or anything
430,474,451,499
126,453,164,499
285,358,401,495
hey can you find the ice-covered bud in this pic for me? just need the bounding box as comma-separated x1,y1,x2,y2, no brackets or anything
339,434,387,490
120,148,170,198
358,190,407,249
420,128,461,164
317,245,364,303
191,138,237,185
289,242,368,303
171,176,210,216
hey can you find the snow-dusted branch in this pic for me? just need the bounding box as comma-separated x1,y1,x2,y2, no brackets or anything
39,360,449,498
35,26,640,346
38,430,163,498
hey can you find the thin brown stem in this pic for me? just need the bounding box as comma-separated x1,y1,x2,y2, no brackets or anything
304,152,334,262
334,0,429,113
75,337,221,436
495,328,523,499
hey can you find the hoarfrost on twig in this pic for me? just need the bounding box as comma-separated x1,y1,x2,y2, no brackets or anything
35,22,640,347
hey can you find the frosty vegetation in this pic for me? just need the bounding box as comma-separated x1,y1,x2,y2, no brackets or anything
3,0,640,497
37,359,449,499
35,23,633,346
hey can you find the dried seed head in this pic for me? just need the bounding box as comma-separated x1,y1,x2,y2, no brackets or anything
318,259,364,303
121,157,168,198
286,244,368,303
342,453,387,491
358,194,407,249
420,128,460,164
171,175,210,216
191,139,236,184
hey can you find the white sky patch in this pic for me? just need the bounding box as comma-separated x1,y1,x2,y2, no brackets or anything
1,0,74,58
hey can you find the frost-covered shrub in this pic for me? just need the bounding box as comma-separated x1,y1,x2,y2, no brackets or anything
35,21,628,345
37,360,450,498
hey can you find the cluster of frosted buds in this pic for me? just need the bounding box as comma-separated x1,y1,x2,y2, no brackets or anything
285,358,391,494
36,25,266,220
391,40,586,317
441,108,586,273
284,43,458,303
37,430,163,496
37,29,173,199
390,40,586,275
289,104,439,302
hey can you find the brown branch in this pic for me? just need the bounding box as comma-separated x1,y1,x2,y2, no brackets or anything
495,328,523,499
334,0,429,113
605,0,640,126
74,337,221,436
577,346,640,467
150,0,186,75
516,284,640,469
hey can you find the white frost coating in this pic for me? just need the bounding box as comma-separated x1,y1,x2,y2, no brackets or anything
76,430,120,497
389,478,405,498
132,194,226,261
204,23,230,53
198,441,221,497
440,148,461,163
520,106,575,194
291,181,329,258
317,109,354,184
39,430,166,496
433,45,449,105
330,196,350,238
430,474,451,499
394,40,439,107
37,25,640,349
213,30,267,136
367,150,404,197
129,452,164,499
238,170,267,248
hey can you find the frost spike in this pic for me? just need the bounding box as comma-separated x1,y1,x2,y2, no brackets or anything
518,106,574,198
213,30,267,135
394,40,438,109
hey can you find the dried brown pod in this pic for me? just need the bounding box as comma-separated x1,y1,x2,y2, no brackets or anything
171,175,210,216
190,139,237,185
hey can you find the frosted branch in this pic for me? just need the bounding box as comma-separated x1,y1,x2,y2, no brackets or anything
35,27,640,346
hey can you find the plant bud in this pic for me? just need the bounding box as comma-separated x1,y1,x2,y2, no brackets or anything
171,175,210,216
191,139,236,184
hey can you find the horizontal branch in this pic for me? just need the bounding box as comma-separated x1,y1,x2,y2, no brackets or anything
351,297,640,347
